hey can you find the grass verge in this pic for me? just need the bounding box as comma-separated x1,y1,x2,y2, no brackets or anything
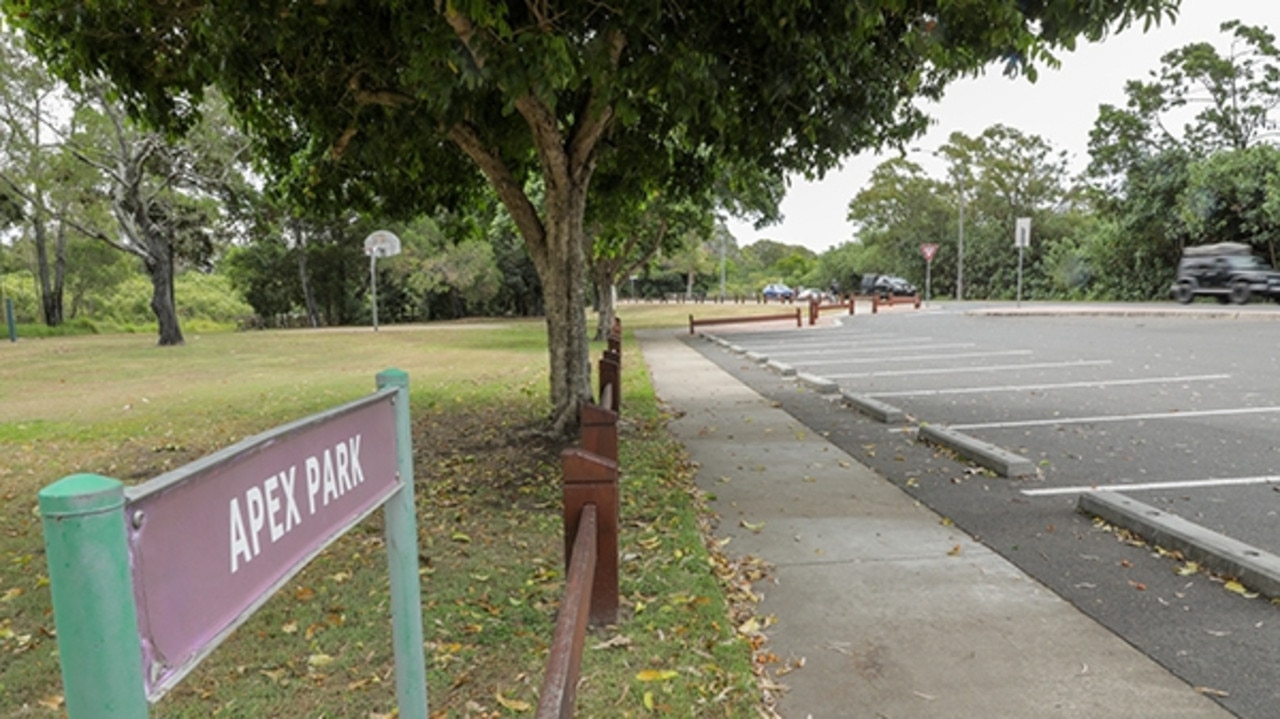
0,306,769,718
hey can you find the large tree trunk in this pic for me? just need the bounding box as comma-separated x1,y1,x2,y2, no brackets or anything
541,181,594,436
33,209,64,326
51,219,67,323
448,130,600,437
29,97,63,327
146,243,184,346
443,22,618,436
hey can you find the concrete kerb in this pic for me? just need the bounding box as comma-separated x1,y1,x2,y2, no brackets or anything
965,304,1280,321
765,359,796,377
918,424,1036,478
1079,492,1280,599
796,372,839,394
840,389,906,423
744,351,768,365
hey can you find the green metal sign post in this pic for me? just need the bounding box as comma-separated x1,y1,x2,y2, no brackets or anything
39,474,149,718
39,370,428,718
377,368,430,717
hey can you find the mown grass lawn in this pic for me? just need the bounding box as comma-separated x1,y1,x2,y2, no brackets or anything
0,302,785,718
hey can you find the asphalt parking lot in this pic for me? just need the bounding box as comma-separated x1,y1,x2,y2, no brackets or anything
689,302,1280,718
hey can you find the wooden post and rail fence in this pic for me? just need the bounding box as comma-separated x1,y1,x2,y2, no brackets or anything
536,317,623,719
687,292,924,333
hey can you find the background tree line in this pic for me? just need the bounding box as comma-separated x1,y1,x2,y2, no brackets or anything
814,20,1280,302
6,16,1271,343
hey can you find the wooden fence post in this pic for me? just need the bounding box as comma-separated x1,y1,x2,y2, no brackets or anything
608,317,622,356
580,402,618,464
562,449,619,625
598,351,621,414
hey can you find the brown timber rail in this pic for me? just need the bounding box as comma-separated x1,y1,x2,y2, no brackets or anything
807,296,856,324
688,307,802,334
869,293,922,312
536,502,599,719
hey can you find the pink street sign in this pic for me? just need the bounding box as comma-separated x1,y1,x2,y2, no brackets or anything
124,391,400,699
921,243,939,262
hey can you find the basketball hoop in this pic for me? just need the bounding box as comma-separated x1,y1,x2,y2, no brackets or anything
364,231,401,331
364,230,401,258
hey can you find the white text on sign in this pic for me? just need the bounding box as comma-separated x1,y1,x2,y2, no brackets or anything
228,434,366,573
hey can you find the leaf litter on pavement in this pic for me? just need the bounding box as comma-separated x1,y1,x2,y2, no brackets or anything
1091,516,1269,602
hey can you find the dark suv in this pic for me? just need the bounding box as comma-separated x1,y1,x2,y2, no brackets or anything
1170,242,1280,304
868,275,917,300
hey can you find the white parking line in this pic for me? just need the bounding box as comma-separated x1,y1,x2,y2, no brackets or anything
827,359,1112,379
950,405,1280,431
787,343,980,363
870,374,1231,398
743,335,926,352
811,349,1033,366
1022,475,1280,496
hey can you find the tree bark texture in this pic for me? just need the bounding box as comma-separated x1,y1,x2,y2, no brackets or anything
30,181,65,326
539,178,594,437
146,243,184,346
51,221,66,323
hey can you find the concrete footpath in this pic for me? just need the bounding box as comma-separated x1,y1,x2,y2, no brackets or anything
637,329,1233,719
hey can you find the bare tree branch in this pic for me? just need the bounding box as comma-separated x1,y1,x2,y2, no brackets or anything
0,169,139,256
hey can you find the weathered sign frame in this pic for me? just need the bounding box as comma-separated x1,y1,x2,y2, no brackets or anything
38,369,428,718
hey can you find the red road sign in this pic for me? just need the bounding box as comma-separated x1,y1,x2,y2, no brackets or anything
921,243,939,262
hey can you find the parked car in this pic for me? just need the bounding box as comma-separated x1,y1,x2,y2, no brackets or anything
795,287,828,303
870,275,917,300
761,283,794,301
1169,242,1280,304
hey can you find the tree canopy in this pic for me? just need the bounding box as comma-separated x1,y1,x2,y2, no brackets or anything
4,0,1180,433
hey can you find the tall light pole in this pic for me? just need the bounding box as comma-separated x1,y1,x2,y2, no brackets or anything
956,173,965,302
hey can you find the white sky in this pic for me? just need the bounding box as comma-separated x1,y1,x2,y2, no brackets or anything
724,0,1280,254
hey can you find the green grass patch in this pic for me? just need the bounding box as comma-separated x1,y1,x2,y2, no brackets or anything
0,307,761,717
